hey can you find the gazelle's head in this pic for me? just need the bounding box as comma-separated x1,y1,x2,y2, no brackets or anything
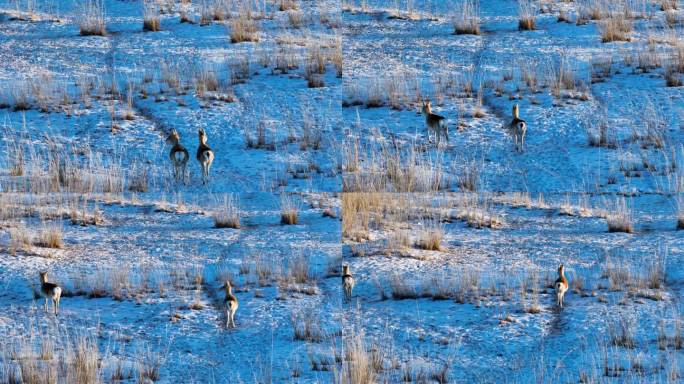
39,271,48,282
166,129,180,145
558,264,565,276
422,99,432,114
342,265,350,275
198,128,207,144
512,104,520,119
224,280,232,291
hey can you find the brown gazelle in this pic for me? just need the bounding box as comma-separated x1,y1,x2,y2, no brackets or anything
509,104,527,152
196,128,214,185
224,280,238,328
342,265,355,302
421,99,449,145
39,272,62,315
554,264,569,308
166,129,189,182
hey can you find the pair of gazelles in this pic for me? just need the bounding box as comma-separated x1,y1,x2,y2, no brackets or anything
166,128,214,185
38,265,569,326
422,100,528,152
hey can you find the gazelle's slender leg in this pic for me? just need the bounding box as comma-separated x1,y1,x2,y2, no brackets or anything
521,132,525,151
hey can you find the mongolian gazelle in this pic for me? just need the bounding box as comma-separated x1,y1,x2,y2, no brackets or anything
421,99,449,145
224,280,238,328
509,104,527,152
166,129,189,182
39,272,62,315
342,265,355,303
554,264,569,308
196,128,214,185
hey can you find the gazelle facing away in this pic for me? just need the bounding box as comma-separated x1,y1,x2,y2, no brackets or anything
166,129,189,182
509,104,527,152
39,272,62,315
421,100,449,145
196,128,214,185
554,264,569,308
224,280,238,328
342,265,355,302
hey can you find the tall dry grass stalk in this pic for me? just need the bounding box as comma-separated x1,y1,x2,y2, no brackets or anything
661,0,678,11
334,331,377,384
518,0,536,30
599,14,633,43
34,222,64,249
143,0,161,31
79,0,106,36
214,193,240,228
415,219,443,251
229,16,259,43
676,197,684,230
606,197,633,233
453,0,480,35
280,193,300,225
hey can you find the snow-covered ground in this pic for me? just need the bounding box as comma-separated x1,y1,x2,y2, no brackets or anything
0,0,683,382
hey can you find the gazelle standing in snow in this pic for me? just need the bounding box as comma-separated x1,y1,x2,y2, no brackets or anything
421,99,449,145
196,128,214,185
509,104,527,152
39,272,62,315
224,280,238,328
554,264,569,308
342,265,355,302
166,129,189,182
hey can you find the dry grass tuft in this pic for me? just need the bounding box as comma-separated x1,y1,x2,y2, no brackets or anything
279,0,298,11
389,274,419,300
142,0,161,32
585,112,616,148
9,225,32,253
518,0,536,30
287,252,312,285
661,0,679,11
609,314,636,348
457,161,480,192
127,164,149,193
599,15,632,43
34,222,64,249
72,336,99,384
79,0,106,36
137,346,161,383
229,16,259,43
291,309,323,342
665,67,682,87
214,194,240,229
453,0,480,35
280,193,299,225
606,197,633,233
415,220,443,251
334,331,377,384
287,10,305,28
